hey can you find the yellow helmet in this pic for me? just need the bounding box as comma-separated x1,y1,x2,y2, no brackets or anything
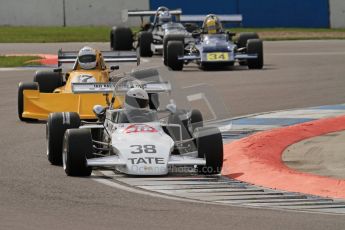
203,14,222,34
205,18,217,34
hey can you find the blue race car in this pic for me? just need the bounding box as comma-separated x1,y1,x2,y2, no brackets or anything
165,14,263,71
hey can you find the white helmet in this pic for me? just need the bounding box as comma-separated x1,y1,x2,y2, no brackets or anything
78,46,97,70
124,87,149,109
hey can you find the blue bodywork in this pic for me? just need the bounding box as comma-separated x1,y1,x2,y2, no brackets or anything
179,33,257,66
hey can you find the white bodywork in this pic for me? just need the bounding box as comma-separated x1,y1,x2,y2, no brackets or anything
85,114,205,176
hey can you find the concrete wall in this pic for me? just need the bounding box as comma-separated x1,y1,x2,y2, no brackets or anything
65,0,149,26
0,0,64,26
329,0,345,28
0,0,149,26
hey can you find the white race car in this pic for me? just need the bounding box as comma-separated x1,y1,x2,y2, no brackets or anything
46,72,223,176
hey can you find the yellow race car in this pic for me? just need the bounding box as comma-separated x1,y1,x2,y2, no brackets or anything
18,47,139,121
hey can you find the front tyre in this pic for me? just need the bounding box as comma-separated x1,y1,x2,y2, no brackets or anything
167,41,184,71
46,112,80,165
63,129,93,177
163,34,185,65
195,127,223,175
247,39,264,69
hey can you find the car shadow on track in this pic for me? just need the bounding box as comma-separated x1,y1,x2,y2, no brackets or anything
178,64,276,72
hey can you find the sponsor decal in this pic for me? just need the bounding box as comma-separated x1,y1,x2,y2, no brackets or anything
72,74,96,83
128,157,165,165
125,124,158,133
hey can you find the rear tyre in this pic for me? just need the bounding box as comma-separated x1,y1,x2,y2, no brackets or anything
163,34,185,65
138,31,153,57
167,109,192,141
149,93,160,110
46,112,80,165
184,23,199,33
63,129,93,177
167,41,184,71
191,109,203,132
236,32,259,49
110,27,133,51
130,68,160,82
195,127,223,175
34,71,63,93
247,39,264,69
17,82,38,121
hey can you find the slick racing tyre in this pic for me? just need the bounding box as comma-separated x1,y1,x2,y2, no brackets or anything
191,109,203,132
184,23,199,33
163,34,185,65
237,32,260,66
46,112,80,165
236,32,259,49
17,82,38,121
149,93,160,110
33,71,63,93
247,39,264,69
110,27,133,51
195,127,223,175
138,31,153,57
167,109,192,141
63,128,93,177
167,41,184,71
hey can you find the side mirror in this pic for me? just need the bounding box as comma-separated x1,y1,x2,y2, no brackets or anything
110,65,119,71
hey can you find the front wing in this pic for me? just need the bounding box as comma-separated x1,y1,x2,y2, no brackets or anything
22,89,122,120
178,52,258,63
87,155,206,168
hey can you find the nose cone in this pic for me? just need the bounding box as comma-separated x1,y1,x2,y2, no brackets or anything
112,124,174,175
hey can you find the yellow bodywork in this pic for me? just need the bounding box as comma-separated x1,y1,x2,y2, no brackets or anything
22,51,123,120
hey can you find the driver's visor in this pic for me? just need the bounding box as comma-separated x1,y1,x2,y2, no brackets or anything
79,54,96,63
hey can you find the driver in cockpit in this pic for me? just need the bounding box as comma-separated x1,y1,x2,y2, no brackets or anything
117,87,157,123
201,14,224,34
152,7,173,28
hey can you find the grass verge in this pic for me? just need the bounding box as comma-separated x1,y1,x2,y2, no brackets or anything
0,26,345,43
0,56,42,67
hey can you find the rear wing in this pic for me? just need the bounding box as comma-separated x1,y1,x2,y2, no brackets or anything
57,50,139,67
122,9,182,23
71,81,171,94
180,14,243,24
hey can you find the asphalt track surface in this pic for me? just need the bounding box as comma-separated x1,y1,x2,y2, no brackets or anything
1,41,345,229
